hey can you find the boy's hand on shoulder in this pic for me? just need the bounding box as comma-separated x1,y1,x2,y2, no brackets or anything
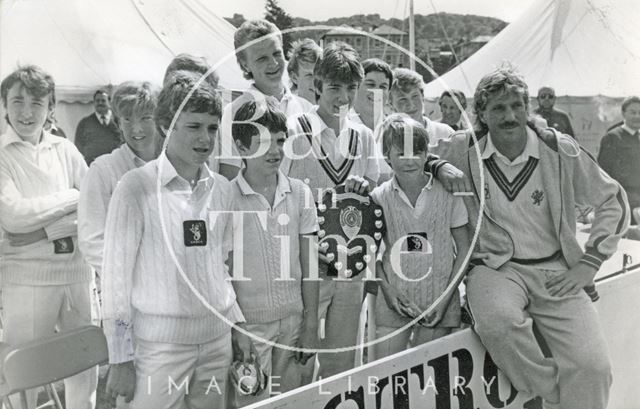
106,361,136,407
344,175,370,196
437,163,471,193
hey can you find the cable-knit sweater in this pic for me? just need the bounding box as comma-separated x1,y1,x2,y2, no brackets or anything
230,171,319,323
101,153,244,364
371,177,467,328
0,128,91,285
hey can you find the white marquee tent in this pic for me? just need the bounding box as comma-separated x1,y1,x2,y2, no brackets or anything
424,0,640,153
0,0,250,138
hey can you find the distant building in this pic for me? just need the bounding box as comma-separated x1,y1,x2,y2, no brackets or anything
320,24,410,68
453,35,494,62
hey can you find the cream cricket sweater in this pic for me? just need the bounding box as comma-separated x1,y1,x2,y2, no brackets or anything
101,153,244,363
0,128,91,285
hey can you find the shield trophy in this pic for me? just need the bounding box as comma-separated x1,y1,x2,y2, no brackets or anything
317,185,385,279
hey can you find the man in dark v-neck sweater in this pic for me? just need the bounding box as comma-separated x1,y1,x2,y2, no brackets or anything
598,96,640,218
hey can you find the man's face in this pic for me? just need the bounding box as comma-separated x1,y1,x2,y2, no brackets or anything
439,95,463,126
166,111,219,169
239,129,286,175
94,93,110,116
316,80,359,120
119,108,160,159
391,88,424,123
6,83,50,143
623,102,640,131
480,89,528,141
292,61,316,104
355,71,390,116
537,90,555,110
241,37,286,94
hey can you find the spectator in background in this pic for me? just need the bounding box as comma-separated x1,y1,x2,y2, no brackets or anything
533,86,575,138
437,89,469,131
163,53,220,89
351,58,393,132
0,65,96,409
78,81,161,280
74,89,122,164
598,96,640,223
390,68,454,145
287,38,322,105
45,109,67,138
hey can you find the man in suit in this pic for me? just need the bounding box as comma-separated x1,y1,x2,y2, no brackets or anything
74,89,122,164
598,96,640,223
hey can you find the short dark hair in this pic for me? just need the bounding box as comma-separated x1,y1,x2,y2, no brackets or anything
164,53,219,89
234,19,282,80
439,89,467,109
537,86,555,97
314,41,364,93
93,89,109,101
232,96,288,150
380,113,429,158
154,70,222,135
1,65,55,108
621,96,640,114
362,58,393,90
473,66,529,132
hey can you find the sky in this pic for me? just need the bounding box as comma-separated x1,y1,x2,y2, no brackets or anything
217,0,538,23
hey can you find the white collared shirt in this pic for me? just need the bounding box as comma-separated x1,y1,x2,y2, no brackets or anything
281,106,380,196
101,150,242,363
482,126,540,170
230,169,318,323
95,110,112,125
622,123,640,138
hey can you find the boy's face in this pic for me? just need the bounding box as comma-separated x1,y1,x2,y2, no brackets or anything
355,71,390,115
242,37,286,94
386,144,428,178
391,88,424,123
439,95,462,126
237,129,286,175
6,83,51,143
292,61,316,104
316,80,359,120
166,111,219,169
622,102,640,131
119,108,160,158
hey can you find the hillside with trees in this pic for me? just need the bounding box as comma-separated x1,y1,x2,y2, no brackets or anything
224,1,508,78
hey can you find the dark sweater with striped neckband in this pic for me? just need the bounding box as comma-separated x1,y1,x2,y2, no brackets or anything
598,124,640,212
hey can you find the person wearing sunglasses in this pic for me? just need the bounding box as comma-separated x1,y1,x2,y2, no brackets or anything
533,86,575,138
